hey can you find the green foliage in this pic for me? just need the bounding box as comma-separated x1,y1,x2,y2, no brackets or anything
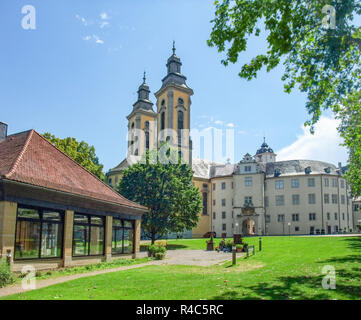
0,260,14,288
118,146,202,243
208,0,361,195
148,244,166,257
154,252,166,260
43,133,105,180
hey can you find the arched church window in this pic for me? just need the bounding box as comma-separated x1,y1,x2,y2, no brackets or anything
144,121,149,130
161,112,165,131
145,132,149,150
177,111,184,130
177,110,184,145
202,192,208,215
134,149,138,156
161,99,165,107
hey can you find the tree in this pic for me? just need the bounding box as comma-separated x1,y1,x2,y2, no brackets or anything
208,0,361,194
118,146,202,244
43,133,105,180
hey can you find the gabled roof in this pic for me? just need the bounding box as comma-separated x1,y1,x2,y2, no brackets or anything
0,130,146,211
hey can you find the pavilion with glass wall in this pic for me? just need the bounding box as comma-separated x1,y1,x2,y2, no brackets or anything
0,125,147,271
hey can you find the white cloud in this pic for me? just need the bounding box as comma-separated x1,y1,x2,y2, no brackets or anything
276,116,348,166
75,14,88,26
226,123,235,128
93,34,104,44
100,12,110,20
82,35,91,41
214,120,224,125
99,21,109,28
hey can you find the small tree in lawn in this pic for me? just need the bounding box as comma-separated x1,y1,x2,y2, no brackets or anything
118,144,202,244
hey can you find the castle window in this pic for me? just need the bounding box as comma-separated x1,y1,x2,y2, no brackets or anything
275,180,284,189
245,177,252,187
308,193,316,204
291,178,299,188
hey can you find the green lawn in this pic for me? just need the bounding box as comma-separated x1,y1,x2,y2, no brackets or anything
4,236,361,300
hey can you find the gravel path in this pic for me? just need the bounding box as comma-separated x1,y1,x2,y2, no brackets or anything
0,250,240,298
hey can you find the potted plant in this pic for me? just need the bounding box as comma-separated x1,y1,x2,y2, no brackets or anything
235,244,242,253
206,235,214,251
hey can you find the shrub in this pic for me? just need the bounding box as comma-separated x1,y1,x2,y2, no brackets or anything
148,244,166,257
148,245,156,257
154,240,167,247
154,252,165,260
225,240,234,249
236,244,242,249
0,260,14,288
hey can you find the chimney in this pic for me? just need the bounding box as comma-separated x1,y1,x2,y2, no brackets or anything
0,122,8,142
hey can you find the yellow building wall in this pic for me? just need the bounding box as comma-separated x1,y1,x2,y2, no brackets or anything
191,178,211,238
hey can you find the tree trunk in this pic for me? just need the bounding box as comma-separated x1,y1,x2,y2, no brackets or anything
151,231,156,244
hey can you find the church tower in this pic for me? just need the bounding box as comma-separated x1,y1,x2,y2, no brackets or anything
126,73,157,158
154,42,193,166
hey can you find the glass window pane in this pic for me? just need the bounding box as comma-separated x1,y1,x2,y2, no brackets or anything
74,214,89,224
112,228,123,254
124,220,133,228
73,225,89,256
89,226,104,255
123,228,134,254
91,216,104,226
113,218,122,227
15,220,40,259
41,223,62,258
17,207,40,219
43,211,62,222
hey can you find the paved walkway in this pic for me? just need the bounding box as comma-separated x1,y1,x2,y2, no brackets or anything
0,249,241,298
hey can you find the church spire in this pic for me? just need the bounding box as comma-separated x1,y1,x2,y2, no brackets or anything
131,72,154,112
172,40,176,55
160,42,189,88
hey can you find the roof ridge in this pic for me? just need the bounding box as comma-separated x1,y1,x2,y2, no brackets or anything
32,131,142,208
5,130,34,179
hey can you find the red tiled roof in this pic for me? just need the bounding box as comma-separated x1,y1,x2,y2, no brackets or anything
0,130,147,211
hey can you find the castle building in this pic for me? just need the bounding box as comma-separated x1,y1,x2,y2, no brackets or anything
107,45,357,238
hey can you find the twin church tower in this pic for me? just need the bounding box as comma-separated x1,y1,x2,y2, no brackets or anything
125,43,193,167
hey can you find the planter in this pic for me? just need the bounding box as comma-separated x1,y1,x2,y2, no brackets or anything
206,242,214,251
236,248,242,253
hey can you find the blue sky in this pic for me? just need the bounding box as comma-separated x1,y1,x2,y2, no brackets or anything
1,0,349,171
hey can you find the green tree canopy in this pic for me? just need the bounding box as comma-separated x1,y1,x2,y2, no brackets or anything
208,0,361,195
118,146,202,243
43,133,105,180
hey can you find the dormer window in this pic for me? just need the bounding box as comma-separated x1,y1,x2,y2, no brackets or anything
274,168,281,177
324,167,331,174
305,166,312,174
